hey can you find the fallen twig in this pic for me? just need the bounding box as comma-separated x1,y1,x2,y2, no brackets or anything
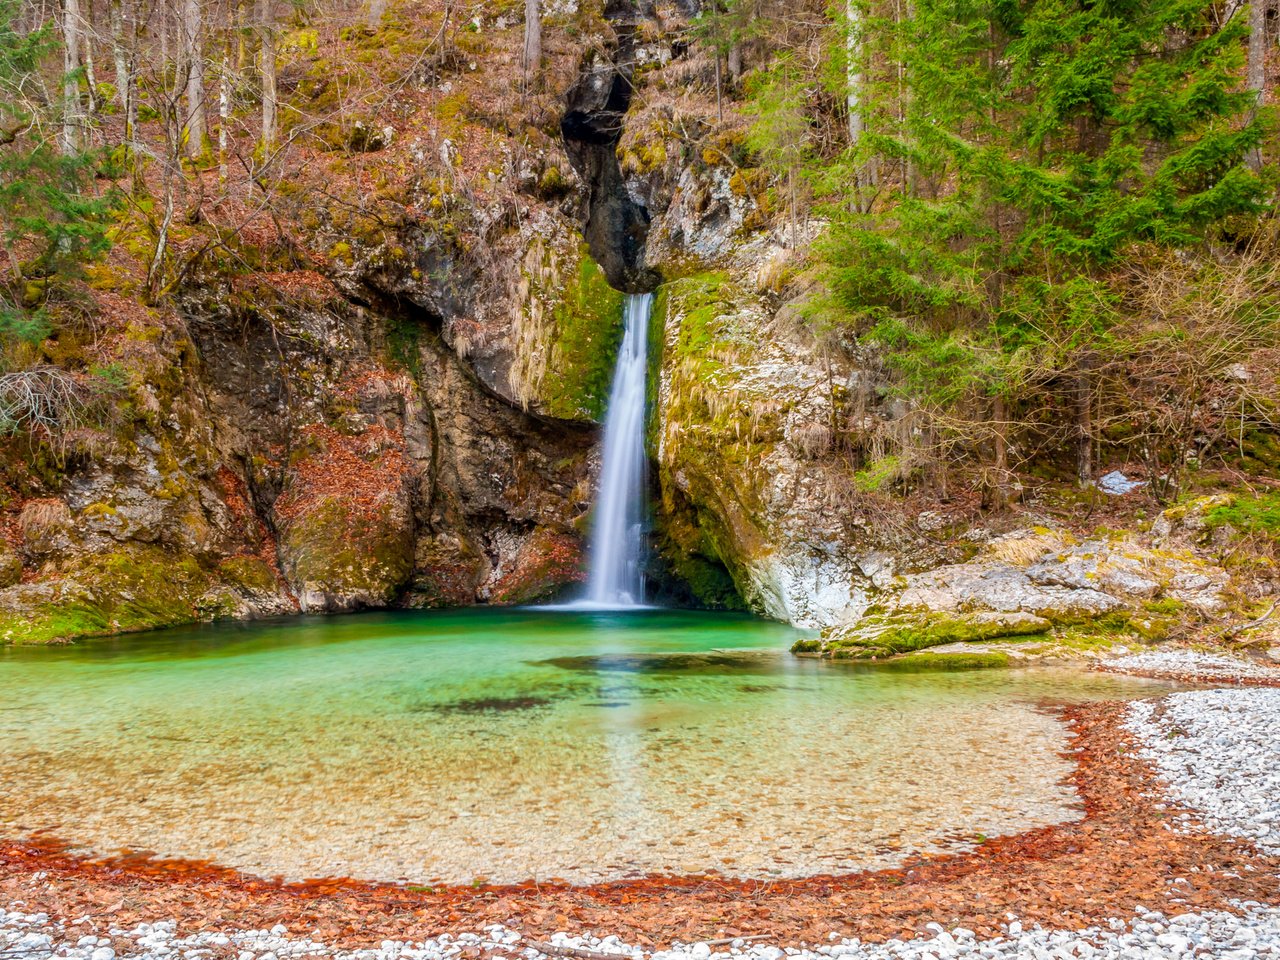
484,940,638,960
1218,600,1278,642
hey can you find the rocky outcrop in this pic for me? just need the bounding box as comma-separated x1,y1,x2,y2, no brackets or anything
799,530,1232,658
559,3,659,293
185,269,596,616
650,269,924,627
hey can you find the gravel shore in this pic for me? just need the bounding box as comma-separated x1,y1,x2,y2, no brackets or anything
6,652,1280,960
1102,650,1280,685
7,901,1280,960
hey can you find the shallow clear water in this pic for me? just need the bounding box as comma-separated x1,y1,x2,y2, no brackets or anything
0,608,1171,885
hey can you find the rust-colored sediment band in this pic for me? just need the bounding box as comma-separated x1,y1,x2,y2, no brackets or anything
4,701,1279,948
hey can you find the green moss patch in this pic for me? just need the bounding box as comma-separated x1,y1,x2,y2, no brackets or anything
804,611,1050,659
873,651,1012,671
540,250,626,420
1205,492,1280,536
0,546,215,644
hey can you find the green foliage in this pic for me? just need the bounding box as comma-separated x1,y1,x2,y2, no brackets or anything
762,0,1275,486
0,0,113,352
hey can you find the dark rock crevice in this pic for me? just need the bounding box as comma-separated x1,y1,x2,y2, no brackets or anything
560,2,660,293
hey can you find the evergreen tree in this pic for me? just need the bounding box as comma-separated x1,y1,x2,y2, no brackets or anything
814,0,1271,495
0,0,112,350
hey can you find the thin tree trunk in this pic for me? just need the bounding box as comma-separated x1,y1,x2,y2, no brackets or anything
1075,356,1094,487
60,0,81,155
111,0,129,116
183,0,206,158
110,0,139,154
1248,0,1267,99
846,0,863,146
366,0,387,30
82,0,99,117
258,0,277,150
159,0,169,67
991,394,1010,510
714,50,723,121
1247,0,1268,168
522,0,541,89
728,42,742,81
218,36,230,182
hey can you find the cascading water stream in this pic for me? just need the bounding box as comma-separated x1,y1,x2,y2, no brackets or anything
583,292,653,607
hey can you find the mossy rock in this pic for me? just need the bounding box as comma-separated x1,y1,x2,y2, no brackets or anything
489,528,586,606
217,555,280,594
279,496,414,612
538,248,626,421
804,611,1051,659
0,545,215,644
0,550,22,588
1205,492,1280,538
407,534,487,608
874,651,1012,671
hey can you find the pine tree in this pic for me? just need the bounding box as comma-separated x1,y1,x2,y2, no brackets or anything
816,0,1269,493
0,0,111,349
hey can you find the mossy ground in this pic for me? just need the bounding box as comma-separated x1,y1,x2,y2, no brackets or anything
1205,492,1280,536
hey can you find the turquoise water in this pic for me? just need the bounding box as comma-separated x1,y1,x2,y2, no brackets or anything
0,608,1171,885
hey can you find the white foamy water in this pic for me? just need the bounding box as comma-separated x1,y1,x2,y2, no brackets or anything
584,292,652,607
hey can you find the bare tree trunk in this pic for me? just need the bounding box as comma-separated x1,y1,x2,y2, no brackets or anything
1075,357,1094,487
991,394,1010,510
522,0,541,88
1247,0,1269,168
258,0,277,150
159,0,169,66
110,0,139,151
714,49,723,121
727,42,742,81
182,0,207,158
1248,0,1267,100
366,0,386,30
218,36,230,182
60,0,81,155
110,0,129,115
82,0,99,117
846,0,863,147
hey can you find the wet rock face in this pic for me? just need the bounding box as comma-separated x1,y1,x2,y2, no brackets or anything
186,276,595,616
560,14,658,293
653,274,920,628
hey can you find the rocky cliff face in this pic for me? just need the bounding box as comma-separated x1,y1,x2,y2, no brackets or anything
5,0,1266,645
0,0,728,642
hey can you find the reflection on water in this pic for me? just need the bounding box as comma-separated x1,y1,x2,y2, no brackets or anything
0,608,1172,885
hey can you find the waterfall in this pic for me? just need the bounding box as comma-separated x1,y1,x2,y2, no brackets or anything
584,292,653,607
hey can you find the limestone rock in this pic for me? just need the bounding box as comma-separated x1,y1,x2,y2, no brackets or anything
0,549,20,588
806,530,1232,657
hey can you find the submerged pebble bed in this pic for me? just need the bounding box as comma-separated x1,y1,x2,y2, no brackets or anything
6,654,1280,960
